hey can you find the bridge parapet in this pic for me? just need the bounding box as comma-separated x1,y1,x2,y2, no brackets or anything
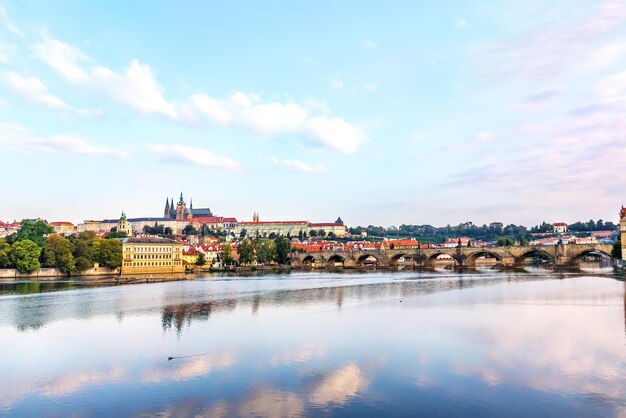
289,243,613,270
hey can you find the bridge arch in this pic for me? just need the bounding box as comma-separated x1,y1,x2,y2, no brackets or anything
514,248,554,267
464,250,503,268
423,252,455,269
326,254,345,268
301,254,316,266
570,248,612,264
355,253,381,266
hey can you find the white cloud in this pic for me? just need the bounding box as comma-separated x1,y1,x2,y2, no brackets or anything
5,72,69,110
33,37,90,83
363,40,378,49
0,122,127,158
91,59,177,118
0,6,24,37
330,78,344,90
364,82,378,92
33,35,367,153
585,41,626,71
305,116,366,154
455,18,470,28
33,36,176,119
147,144,240,170
595,70,626,97
477,2,626,79
75,108,103,118
271,157,326,174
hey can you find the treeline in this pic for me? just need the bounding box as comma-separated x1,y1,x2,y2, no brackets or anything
350,222,531,242
349,219,619,243
234,236,291,266
0,220,122,274
529,219,617,233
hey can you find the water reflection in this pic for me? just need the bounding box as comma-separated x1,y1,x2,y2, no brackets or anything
0,271,624,417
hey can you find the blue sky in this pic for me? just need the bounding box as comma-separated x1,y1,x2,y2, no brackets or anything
1,0,626,227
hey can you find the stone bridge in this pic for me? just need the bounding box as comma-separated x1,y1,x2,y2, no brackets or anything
289,243,614,270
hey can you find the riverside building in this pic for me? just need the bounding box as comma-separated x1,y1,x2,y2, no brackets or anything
121,237,184,275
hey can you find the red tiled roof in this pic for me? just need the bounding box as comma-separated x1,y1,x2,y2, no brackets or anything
49,221,75,226
240,221,308,225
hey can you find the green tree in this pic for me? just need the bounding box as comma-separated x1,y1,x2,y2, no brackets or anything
15,220,54,247
0,238,12,267
96,239,122,270
256,240,277,264
183,224,198,235
240,228,247,238
44,234,76,274
309,229,318,237
274,236,291,264
196,253,207,266
611,239,622,259
73,240,94,272
107,229,128,238
237,239,255,265
10,240,41,273
220,243,234,265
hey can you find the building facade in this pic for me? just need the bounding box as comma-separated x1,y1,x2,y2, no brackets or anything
121,237,184,275
619,206,626,260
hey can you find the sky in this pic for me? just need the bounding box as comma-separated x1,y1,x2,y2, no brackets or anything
1,0,626,228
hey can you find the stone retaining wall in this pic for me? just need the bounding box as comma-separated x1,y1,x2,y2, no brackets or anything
0,266,120,279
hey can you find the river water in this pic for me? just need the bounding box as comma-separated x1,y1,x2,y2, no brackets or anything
0,269,624,417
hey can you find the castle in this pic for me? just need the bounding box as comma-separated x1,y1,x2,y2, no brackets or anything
164,192,212,221
620,206,626,261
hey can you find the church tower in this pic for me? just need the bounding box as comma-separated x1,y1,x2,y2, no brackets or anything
118,211,133,236
176,192,187,221
619,206,626,260
164,198,170,218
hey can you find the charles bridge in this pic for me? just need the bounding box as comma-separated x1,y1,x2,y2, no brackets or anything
289,243,614,270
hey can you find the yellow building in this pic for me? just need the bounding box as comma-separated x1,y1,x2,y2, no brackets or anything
121,237,184,275
48,221,76,236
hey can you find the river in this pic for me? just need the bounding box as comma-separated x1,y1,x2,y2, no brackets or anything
0,269,624,417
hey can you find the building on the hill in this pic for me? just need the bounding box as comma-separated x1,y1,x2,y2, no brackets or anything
118,212,133,236
48,221,76,236
164,193,212,220
553,222,568,234
619,206,626,260
0,221,20,238
120,237,184,275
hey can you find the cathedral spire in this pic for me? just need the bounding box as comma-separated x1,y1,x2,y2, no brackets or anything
179,191,184,205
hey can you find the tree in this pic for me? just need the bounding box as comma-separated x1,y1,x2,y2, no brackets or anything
44,234,75,275
318,230,326,238
95,239,122,270
14,220,54,248
256,240,277,264
107,228,127,238
0,238,12,268
10,240,41,273
74,241,94,272
220,243,234,265
328,232,336,240
237,239,255,265
309,229,318,237
164,227,173,236
275,236,291,264
196,253,207,266
611,239,622,259
183,224,198,235
240,228,247,238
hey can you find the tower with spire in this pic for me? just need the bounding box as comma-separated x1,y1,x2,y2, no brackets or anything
164,198,171,218
118,211,133,236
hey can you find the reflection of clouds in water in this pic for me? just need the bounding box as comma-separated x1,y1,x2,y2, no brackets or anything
239,389,304,418
308,363,368,406
441,290,625,399
143,353,235,383
0,366,125,409
270,343,327,366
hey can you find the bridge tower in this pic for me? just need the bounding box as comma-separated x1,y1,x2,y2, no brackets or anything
619,206,626,260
